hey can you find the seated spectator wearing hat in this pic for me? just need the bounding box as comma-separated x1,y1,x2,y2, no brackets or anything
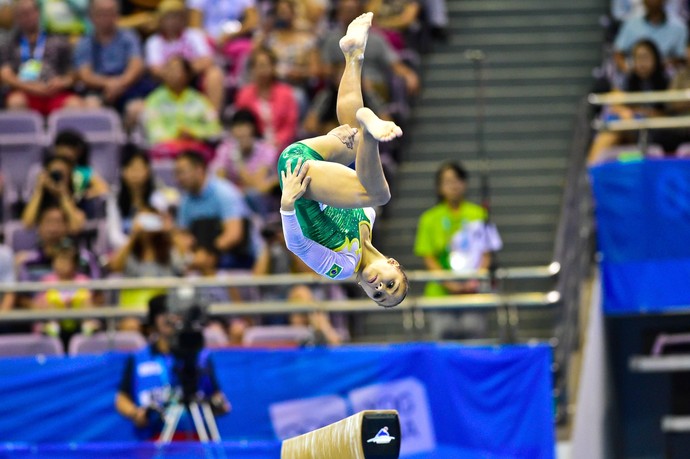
1,0,83,116
142,55,222,161
144,0,225,113
115,294,230,441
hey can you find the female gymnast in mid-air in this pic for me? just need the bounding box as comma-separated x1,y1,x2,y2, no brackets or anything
278,12,408,308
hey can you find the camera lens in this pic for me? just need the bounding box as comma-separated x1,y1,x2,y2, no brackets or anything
49,170,64,182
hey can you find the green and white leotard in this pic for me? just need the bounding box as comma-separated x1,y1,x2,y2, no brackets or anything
278,142,375,280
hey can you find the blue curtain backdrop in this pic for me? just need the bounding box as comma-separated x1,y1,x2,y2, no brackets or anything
590,159,690,314
0,343,554,459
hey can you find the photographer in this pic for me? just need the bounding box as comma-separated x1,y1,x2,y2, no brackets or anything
115,295,230,440
21,155,86,233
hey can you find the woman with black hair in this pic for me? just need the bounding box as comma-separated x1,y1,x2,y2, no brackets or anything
53,129,110,200
106,146,171,249
21,155,86,233
588,39,669,164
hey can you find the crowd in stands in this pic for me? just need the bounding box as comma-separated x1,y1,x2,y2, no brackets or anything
0,0,451,349
590,0,690,163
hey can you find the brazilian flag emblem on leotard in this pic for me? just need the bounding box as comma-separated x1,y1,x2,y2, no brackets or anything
326,263,343,279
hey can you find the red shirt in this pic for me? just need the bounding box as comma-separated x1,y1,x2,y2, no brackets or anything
234,82,298,152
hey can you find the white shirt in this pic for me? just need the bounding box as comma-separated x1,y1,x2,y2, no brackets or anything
145,28,212,68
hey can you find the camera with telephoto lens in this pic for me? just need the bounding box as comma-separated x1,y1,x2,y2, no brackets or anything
167,287,210,404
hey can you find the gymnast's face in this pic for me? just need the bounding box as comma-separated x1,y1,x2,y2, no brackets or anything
358,258,407,308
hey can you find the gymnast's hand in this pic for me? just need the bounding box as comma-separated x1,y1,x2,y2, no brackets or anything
281,158,311,212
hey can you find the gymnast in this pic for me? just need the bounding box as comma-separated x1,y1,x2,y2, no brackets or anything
278,12,407,308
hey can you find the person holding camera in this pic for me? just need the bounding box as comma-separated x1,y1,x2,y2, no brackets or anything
21,155,86,233
110,209,186,308
115,294,230,440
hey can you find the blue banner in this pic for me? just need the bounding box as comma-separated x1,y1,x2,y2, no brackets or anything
0,344,554,459
590,159,690,314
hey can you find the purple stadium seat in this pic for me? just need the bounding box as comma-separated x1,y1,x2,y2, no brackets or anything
47,108,125,186
152,159,177,188
675,142,690,157
4,221,38,252
68,331,147,356
242,325,314,348
203,326,230,348
0,110,47,217
0,334,64,357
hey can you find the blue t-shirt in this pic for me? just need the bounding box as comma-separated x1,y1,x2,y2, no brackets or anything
74,28,142,76
614,14,688,59
177,177,248,229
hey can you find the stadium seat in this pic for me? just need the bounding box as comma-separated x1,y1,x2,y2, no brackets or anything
0,334,64,357
68,331,147,356
47,108,125,186
151,159,177,188
242,325,314,348
0,110,47,218
203,326,230,348
675,143,690,157
4,221,38,252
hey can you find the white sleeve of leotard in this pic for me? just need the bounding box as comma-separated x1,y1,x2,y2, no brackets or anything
280,209,357,280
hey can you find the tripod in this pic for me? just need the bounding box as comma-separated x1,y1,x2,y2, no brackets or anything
158,395,222,443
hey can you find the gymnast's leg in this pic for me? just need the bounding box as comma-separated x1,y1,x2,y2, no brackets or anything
297,14,402,209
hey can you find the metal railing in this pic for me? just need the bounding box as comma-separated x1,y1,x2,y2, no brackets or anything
551,96,596,425
0,267,559,343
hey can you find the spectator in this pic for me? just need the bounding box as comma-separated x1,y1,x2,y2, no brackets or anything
649,66,690,151
589,39,669,164
414,162,502,339
34,238,98,345
16,205,101,284
234,46,299,151
38,0,89,36
106,147,171,249
302,60,390,137
187,0,258,82
110,209,185,308
1,0,82,116
257,0,320,104
53,130,110,202
0,244,16,314
144,0,225,112
21,155,86,233
320,0,420,103
115,294,230,440
188,244,242,304
117,0,162,36
367,0,421,50
613,0,687,73
142,56,222,160
75,0,151,123
210,109,279,217
175,150,255,269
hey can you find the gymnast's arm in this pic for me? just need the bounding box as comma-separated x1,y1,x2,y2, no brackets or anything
280,209,356,280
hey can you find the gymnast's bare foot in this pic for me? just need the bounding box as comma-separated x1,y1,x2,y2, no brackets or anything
356,107,403,142
339,12,373,57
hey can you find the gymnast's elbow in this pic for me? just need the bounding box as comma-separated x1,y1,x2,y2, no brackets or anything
369,186,391,207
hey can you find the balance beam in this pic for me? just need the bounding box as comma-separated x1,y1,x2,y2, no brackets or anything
281,410,401,459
